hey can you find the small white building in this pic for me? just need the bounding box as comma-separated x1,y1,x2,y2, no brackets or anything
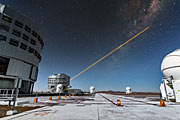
69,89,83,95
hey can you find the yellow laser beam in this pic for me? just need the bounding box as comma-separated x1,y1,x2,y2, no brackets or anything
71,26,151,80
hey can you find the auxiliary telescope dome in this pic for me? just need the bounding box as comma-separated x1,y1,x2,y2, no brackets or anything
126,87,131,90
57,84,63,89
56,84,63,93
161,49,180,80
126,87,132,94
90,86,95,94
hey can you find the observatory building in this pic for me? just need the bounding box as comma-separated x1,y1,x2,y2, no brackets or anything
160,49,180,102
0,3,43,94
48,74,70,93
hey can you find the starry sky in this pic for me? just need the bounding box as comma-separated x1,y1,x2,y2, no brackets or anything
1,0,180,92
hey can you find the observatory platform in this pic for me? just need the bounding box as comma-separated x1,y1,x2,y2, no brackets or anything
1,93,180,120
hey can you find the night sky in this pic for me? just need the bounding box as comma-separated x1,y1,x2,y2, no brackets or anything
1,0,180,92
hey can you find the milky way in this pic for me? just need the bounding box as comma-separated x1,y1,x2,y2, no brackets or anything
117,0,166,36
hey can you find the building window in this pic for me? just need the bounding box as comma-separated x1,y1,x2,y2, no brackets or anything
15,20,24,28
12,29,21,37
30,38,36,45
35,68,38,81
35,51,42,61
20,43,27,50
40,39,44,49
34,50,38,57
22,34,29,41
0,56,10,75
32,31,37,38
29,66,33,79
37,53,41,61
2,14,12,23
28,47,34,53
9,38,19,47
38,35,41,42
0,35,7,42
0,24,10,32
25,25,31,33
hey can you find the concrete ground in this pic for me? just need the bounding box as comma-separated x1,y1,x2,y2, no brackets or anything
1,93,180,120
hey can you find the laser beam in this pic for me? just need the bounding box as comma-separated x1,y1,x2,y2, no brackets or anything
71,26,150,80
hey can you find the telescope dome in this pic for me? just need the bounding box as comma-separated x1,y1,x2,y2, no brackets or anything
161,49,180,80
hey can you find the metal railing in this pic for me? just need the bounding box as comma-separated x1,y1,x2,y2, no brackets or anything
0,89,16,98
0,78,21,111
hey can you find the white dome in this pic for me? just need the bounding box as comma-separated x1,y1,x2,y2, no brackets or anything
161,49,180,80
90,86,95,94
56,84,63,93
126,87,131,90
90,86,95,90
126,86,132,94
57,84,63,88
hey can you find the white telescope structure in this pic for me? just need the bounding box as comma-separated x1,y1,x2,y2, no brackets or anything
90,86,95,94
56,84,63,93
126,87,132,94
160,49,180,102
